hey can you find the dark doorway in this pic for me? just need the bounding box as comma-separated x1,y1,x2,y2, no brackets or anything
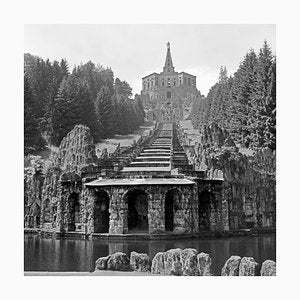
165,189,180,231
167,91,171,99
94,190,110,233
198,191,215,230
68,192,80,231
127,189,148,232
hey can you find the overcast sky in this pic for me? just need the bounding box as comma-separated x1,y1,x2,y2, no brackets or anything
24,24,275,96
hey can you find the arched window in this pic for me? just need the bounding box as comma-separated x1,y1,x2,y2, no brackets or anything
167,91,171,99
162,80,164,86
173,80,176,86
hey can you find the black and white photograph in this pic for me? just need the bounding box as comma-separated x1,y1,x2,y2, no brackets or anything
23,24,276,276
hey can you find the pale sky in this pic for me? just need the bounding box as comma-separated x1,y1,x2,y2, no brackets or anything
24,24,275,96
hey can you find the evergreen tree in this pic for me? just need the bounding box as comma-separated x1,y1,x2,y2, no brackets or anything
24,75,44,154
95,86,115,138
190,41,276,152
60,59,70,79
252,41,274,147
231,49,257,146
264,59,276,150
52,76,100,145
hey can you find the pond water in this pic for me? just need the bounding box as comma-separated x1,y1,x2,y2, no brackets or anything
24,233,276,275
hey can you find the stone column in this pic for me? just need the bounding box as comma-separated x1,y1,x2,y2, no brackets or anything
81,187,96,234
109,187,127,234
148,186,165,234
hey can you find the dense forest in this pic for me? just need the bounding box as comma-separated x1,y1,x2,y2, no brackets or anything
24,54,144,154
190,41,276,151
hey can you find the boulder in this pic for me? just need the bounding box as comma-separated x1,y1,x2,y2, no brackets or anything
151,252,166,275
221,255,241,276
197,252,212,276
107,252,130,271
164,248,183,276
181,248,199,276
130,251,151,272
260,260,276,276
238,257,259,276
95,255,111,271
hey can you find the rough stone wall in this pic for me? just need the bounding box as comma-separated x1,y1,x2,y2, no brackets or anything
55,125,98,172
109,186,127,234
182,123,276,230
24,165,44,228
146,186,166,234
24,125,98,231
59,182,83,232
40,167,62,230
197,180,229,232
170,186,197,234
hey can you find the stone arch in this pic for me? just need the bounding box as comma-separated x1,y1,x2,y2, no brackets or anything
198,190,216,230
164,188,182,232
67,192,80,231
93,189,110,233
124,188,149,232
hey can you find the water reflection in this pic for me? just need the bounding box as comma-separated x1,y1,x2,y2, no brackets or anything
24,233,276,275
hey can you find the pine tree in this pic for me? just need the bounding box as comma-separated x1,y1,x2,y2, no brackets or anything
24,75,44,154
231,49,257,146
250,41,274,149
52,76,100,145
60,59,70,79
95,86,115,138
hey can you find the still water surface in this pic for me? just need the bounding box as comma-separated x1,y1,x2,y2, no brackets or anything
24,233,275,275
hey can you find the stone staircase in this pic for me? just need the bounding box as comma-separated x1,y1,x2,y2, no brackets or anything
120,123,173,177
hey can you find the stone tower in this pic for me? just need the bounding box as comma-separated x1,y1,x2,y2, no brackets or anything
163,42,175,74
141,43,199,122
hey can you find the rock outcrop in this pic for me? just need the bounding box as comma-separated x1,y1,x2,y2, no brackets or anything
164,248,183,276
238,257,260,276
197,252,212,276
95,255,111,271
55,125,98,172
260,260,276,276
107,252,130,271
221,255,241,276
151,252,166,275
130,252,151,272
180,122,276,230
94,249,276,276
181,248,199,276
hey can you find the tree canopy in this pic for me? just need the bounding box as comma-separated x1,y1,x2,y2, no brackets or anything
24,54,145,150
